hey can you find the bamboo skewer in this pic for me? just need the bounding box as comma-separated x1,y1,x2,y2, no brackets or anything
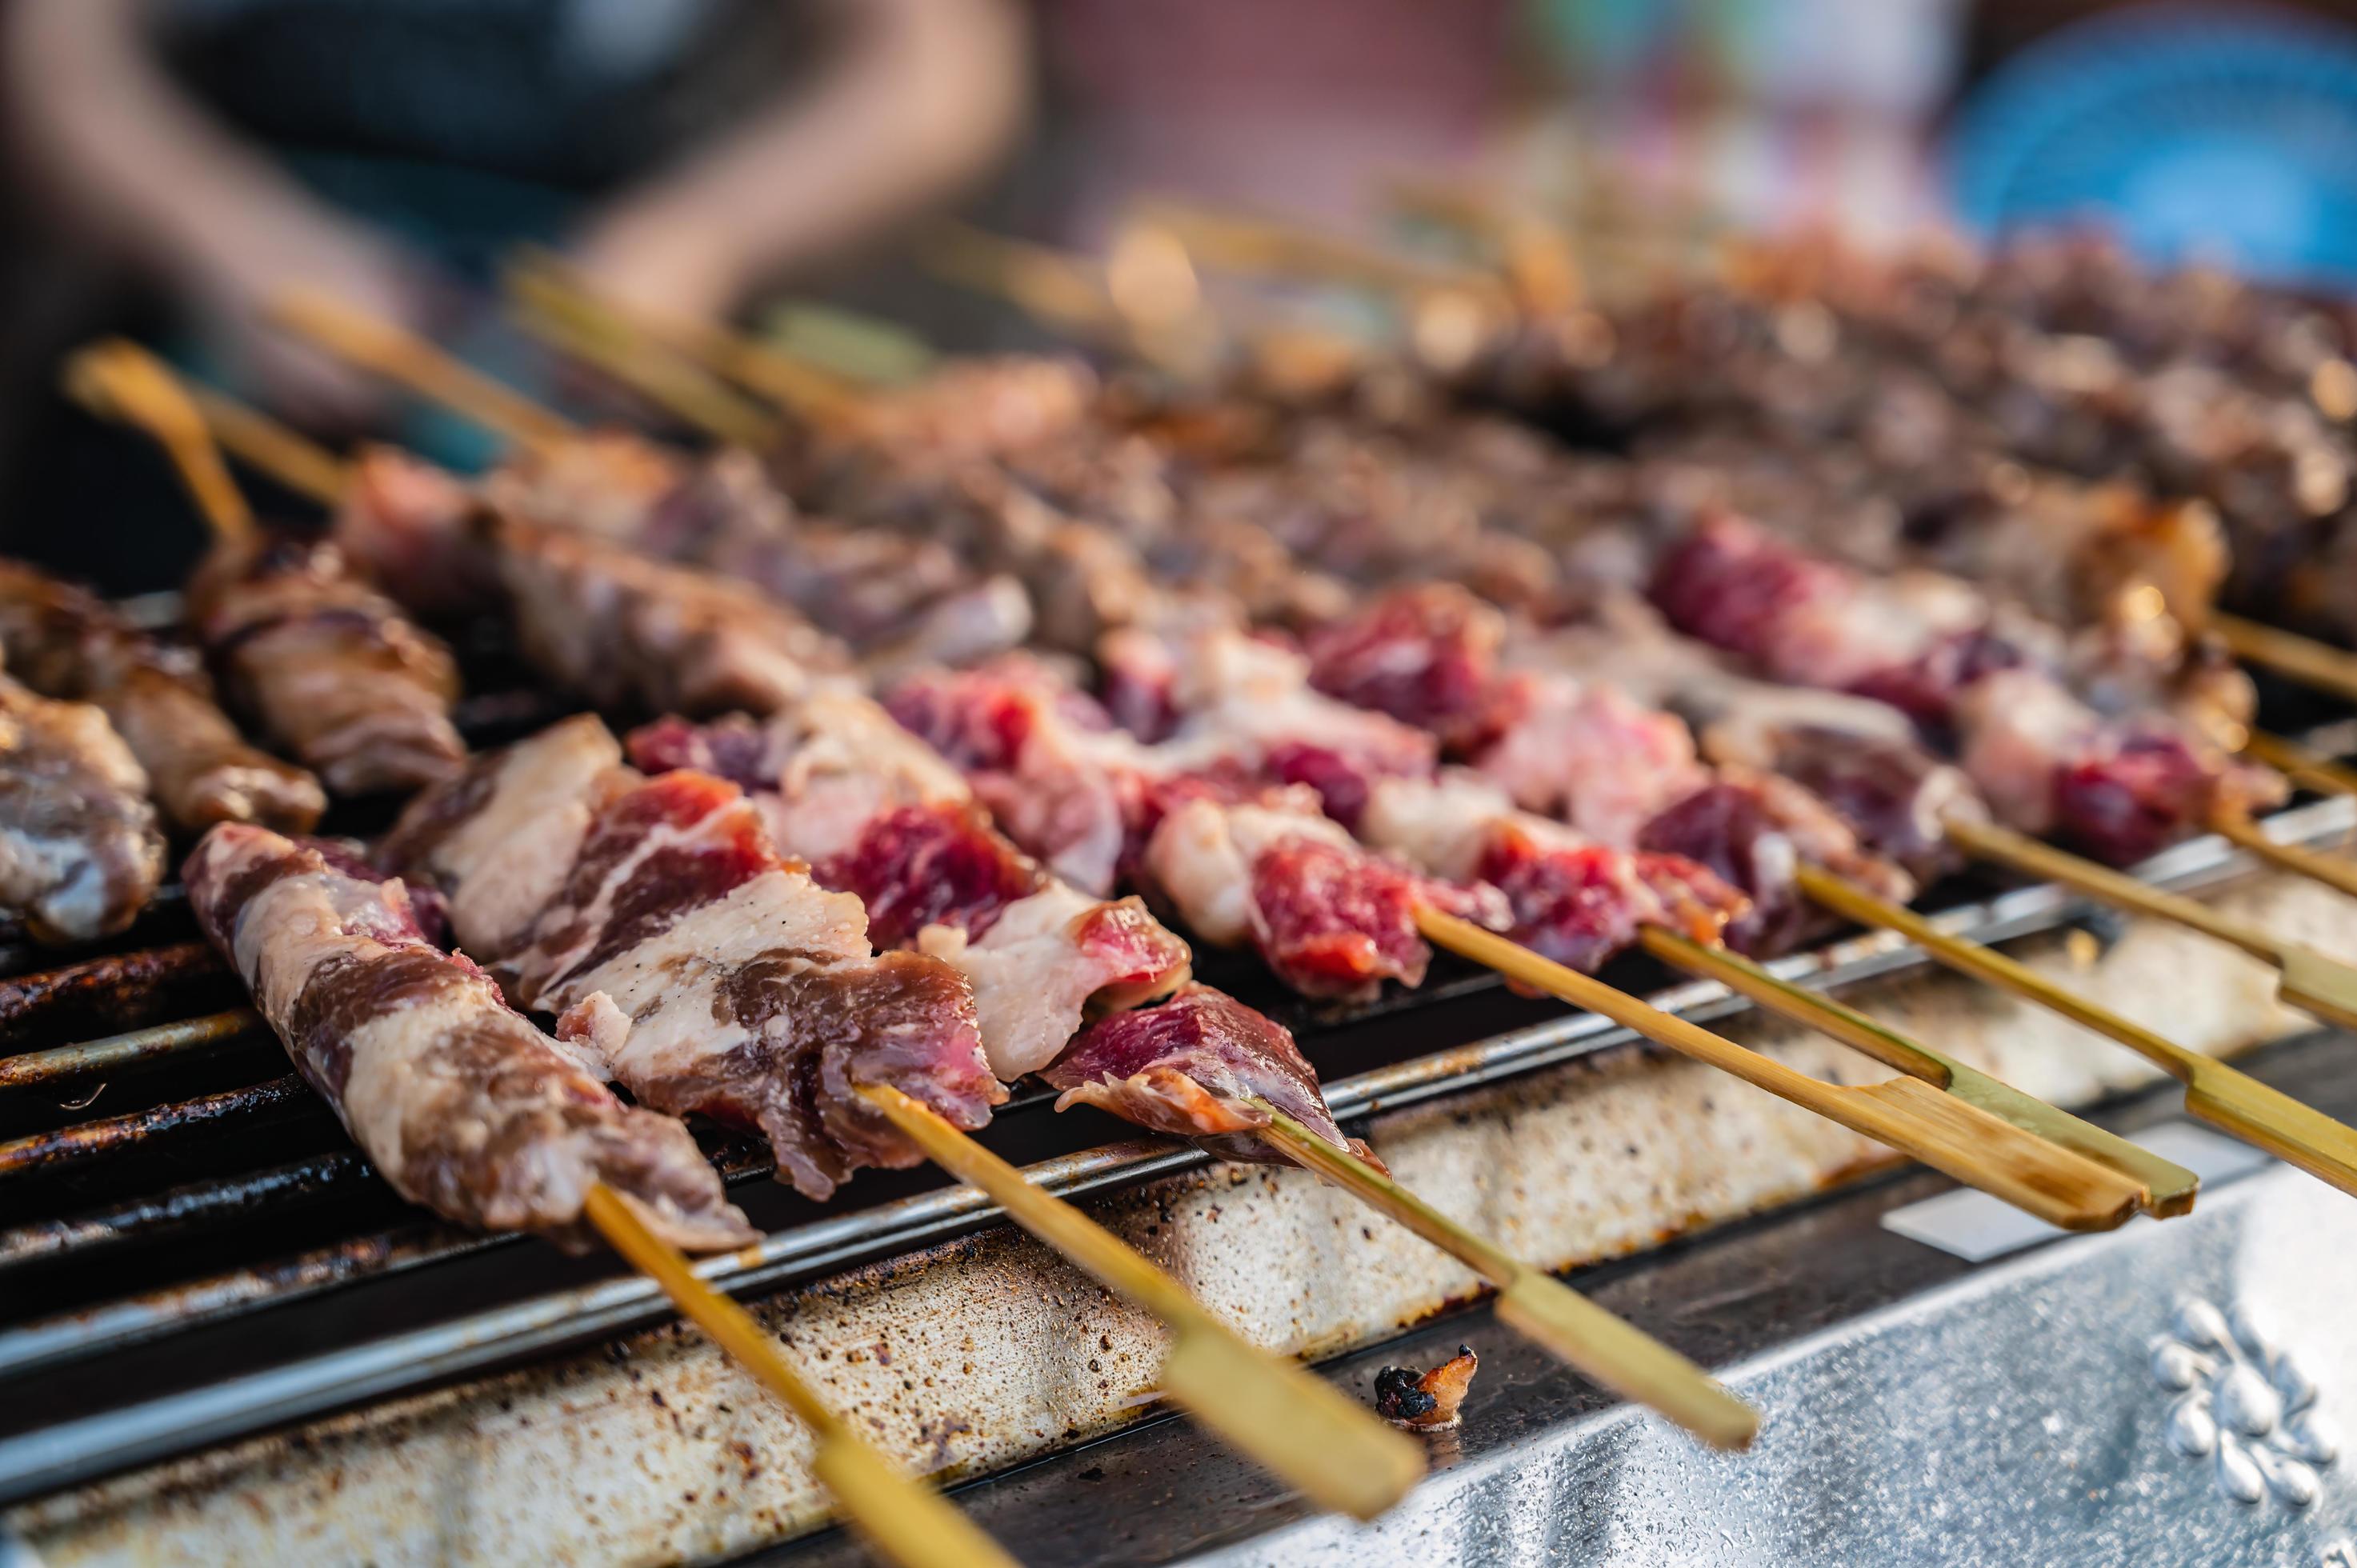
1795,864,2357,1197
2242,729,2357,801
1415,910,2145,1231
1246,1101,1759,1449
65,342,257,546
584,1186,1023,1568
1942,816,2357,1031
267,289,579,449
505,267,783,450
1637,928,2199,1217
1381,178,1585,317
2208,810,2357,901
72,345,1022,1566
506,252,869,430
857,1085,1423,1518
2211,612,2357,706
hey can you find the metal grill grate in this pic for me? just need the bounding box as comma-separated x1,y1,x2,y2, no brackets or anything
1,650,2351,1510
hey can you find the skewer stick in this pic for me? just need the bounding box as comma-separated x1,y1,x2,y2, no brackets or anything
1380,178,1585,317
1637,928,2198,1216
1942,815,2357,1031
1128,198,1507,303
506,252,870,429
2241,729,2357,801
1248,1102,1759,1449
2209,810,2357,900
1415,910,2144,1231
1795,864,2357,1197
915,221,1129,345
266,288,578,449
2210,612,2357,706
856,1083,1423,1519
583,1186,1020,1568
63,342,256,546
504,270,782,450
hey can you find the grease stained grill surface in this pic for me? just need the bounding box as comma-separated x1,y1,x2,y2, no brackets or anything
0,603,2351,1522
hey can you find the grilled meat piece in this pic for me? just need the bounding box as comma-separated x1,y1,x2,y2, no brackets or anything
1042,982,1370,1166
1374,1346,1479,1430
0,675,167,943
186,531,465,795
0,560,324,832
185,823,753,1250
385,719,1003,1201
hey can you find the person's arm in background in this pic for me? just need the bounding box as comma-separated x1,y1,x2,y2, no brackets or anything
569,0,1032,322
1,0,430,421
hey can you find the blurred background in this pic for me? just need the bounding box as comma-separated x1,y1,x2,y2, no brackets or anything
8,0,2357,586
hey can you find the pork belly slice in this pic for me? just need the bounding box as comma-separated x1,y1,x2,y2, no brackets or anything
0,560,325,834
1042,983,1371,1169
1655,513,2278,862
187,531,466,795
886,657,1150,895
185,824,753,1251
628,711,1191,1082
0,676,166,943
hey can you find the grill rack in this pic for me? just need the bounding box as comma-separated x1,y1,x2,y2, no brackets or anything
0,639,2351,1514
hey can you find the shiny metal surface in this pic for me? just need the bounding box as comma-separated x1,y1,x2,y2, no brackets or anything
1207,1166,2357,1567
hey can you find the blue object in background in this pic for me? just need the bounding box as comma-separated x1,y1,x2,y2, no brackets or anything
1950,3,2357,289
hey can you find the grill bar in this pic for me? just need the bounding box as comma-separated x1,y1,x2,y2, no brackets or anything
0,1075,311,1178
0,1151,368,1270
0,942,227,1037
0,1010,261,1092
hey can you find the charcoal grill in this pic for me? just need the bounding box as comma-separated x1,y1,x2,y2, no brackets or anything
3,627,2357,1564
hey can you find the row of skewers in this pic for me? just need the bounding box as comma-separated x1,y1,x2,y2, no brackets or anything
8,218,2357,1559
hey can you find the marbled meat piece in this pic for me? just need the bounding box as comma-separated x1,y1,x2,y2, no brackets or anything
0,559,324,833
187,530,465,795
1361,770,1744,970
185,823,752,1250
1638,766,1914,955
0,676,166,943
1042,982,1371,1167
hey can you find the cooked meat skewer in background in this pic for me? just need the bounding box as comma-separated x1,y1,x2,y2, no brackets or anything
66,342,466,797
0,560,325,833
0,667,166,943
